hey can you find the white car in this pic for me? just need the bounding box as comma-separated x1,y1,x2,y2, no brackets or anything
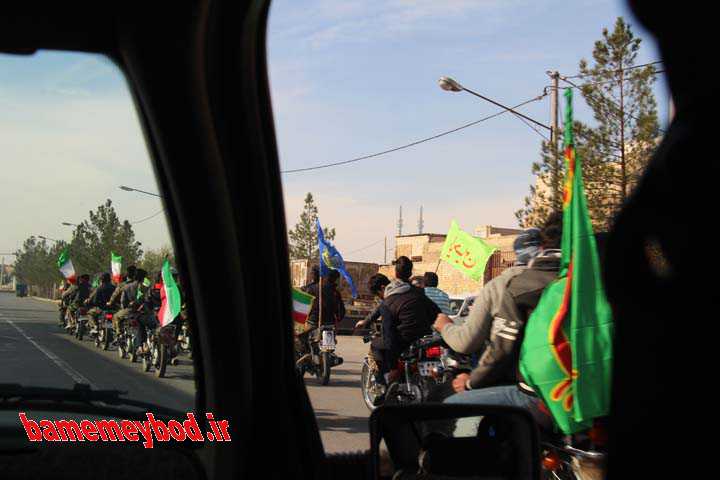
448,296,475,324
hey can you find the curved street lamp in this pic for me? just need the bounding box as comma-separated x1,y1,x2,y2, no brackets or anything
438,76,551,132
119,185,162,198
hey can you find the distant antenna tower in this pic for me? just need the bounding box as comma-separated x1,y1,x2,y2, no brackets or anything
397,206,403,236
418,206,424,234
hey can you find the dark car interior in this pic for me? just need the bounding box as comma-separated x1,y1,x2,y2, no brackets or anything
1,0,707,478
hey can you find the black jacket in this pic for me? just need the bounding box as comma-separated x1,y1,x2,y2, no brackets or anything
306,282,345,326
468,251,560,389
380,280,440,367
88,283,116,308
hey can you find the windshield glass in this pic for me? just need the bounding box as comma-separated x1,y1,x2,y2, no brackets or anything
1,52,195,414
268,0,665,456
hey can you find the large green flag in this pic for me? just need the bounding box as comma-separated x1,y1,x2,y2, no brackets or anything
519,88,614,434
440,220,497,281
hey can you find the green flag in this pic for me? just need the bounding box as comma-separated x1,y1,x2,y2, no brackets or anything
440,220,497,281
519,88,614,434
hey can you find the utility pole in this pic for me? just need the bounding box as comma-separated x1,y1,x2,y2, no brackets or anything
384,237,387,264
549,70,561,212
417,206,424,234
397,206,403,236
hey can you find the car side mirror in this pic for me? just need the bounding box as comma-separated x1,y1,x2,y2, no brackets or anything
370,404,540,479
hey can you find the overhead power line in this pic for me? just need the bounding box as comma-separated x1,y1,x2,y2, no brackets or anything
562,61,663,80
560,76,667,135
554,69,665,91
130,209,165,225
281,93,548,174
346,238,386,255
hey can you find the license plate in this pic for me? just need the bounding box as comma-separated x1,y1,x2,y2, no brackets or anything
418,361,441,377
320,331,335,348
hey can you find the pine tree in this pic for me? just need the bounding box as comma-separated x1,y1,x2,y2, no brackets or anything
69,199,143,274
577,17,660,229
288,193,336,260
515,140,562,228
517,17,660,230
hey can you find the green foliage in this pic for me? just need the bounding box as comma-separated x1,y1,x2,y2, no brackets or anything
288,193,336,260
576,17,660,228
14,199,143,289
13,237,65,287
140,245,175,276
517,17,660,230
68,199,143,275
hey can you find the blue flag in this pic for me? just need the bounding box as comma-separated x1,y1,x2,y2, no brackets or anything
317,219,358,298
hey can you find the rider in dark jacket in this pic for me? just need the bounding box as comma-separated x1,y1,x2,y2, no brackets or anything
86,272,115,330
376,256,440,383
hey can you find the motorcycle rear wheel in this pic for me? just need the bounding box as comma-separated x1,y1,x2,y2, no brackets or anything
128,338,137,363
102,329,111,351
360,362,380,411
319,351,331,385
117,336,126,359
155,345,168,378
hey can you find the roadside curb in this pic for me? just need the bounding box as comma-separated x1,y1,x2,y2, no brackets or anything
31,296,60,305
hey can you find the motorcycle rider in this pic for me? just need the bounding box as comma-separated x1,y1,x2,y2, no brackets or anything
112,268,145,341
85,272,115,332
423,272,452,315
59,280,74,327
433,227,543,356
301,265,319,293
372,256,441,396
66,274,91,330
137,271,163,351
436,213,563,430
107,265,137,310
296,268,345,367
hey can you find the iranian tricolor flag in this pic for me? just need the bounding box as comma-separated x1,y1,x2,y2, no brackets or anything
111,252,123,285
292,287,314,325
157,259,182,327
57,250,76,284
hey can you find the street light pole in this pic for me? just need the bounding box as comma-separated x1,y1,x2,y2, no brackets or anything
438,76,552,132
119,185,162,198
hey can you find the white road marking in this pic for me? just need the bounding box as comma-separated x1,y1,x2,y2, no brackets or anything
0,313,94,386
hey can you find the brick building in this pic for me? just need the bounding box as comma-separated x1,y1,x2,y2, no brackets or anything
378,225,522,299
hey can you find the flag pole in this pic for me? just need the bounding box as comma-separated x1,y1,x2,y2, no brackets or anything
318,264,323,329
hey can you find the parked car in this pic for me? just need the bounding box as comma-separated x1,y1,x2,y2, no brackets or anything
449,296,474,324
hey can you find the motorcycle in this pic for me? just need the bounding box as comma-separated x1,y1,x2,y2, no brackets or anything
94,310,115,351
360,327,472,411
295,324,343,385
144,323,177,377
116,313,140,362
175,314,191,361
73,307,90,341
540,421,607,479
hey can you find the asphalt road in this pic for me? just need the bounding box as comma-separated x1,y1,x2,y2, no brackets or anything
0,292,371,453
303,334,372,453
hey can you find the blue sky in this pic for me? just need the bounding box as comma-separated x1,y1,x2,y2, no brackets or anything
269,0,668,263
1,0,668,265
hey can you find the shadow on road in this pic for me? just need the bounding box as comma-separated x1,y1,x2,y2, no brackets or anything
313,409,368,433
305,377,359,388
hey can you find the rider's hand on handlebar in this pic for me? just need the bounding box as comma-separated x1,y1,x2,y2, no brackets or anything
354,319,367,330
452,373,471,393
433,314,453,333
